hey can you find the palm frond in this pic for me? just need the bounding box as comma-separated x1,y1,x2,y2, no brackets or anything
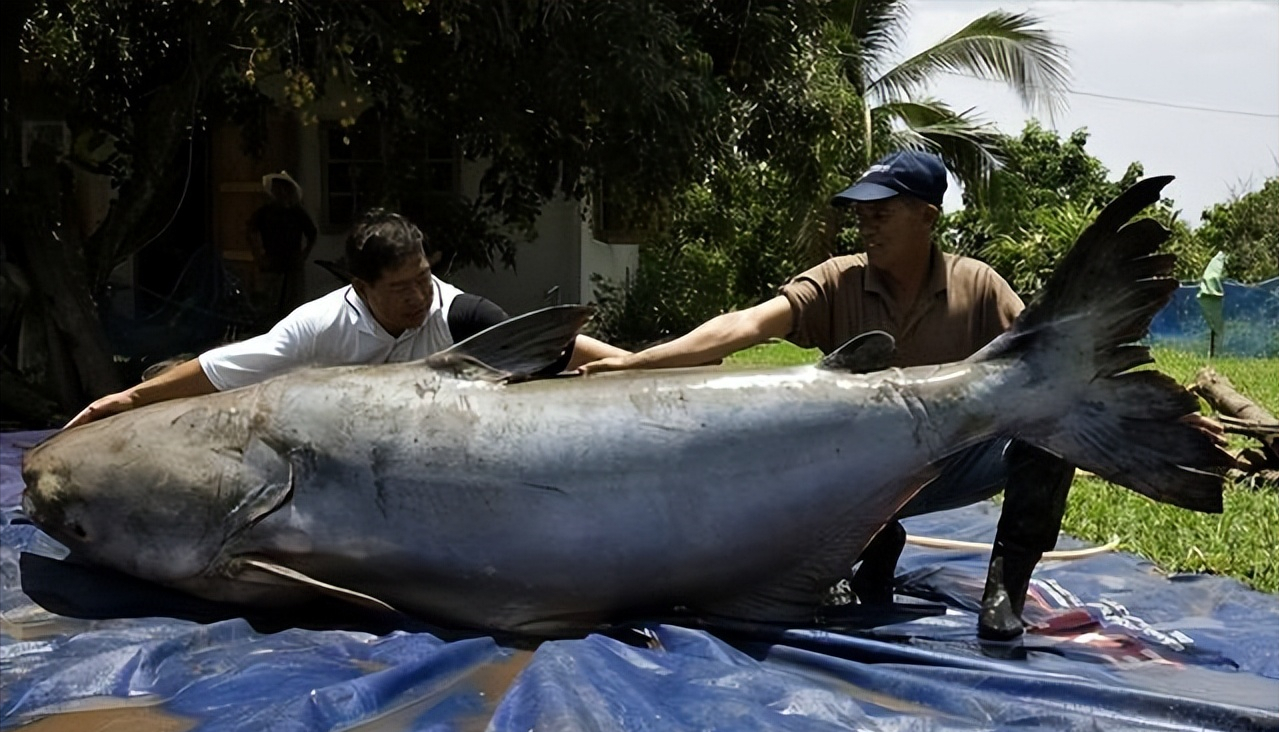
848,0,909,65
870,10,1070,121
876,99,1005,206
823,0,908,93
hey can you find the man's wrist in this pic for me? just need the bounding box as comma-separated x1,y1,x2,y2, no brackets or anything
123,385,148,409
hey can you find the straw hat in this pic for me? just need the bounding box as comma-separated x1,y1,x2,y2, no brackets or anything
262,170,302,199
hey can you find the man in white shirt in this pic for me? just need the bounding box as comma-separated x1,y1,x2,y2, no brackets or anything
66,209,627,428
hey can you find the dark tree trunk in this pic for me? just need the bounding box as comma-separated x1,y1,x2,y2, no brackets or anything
2,0,120,417
1,21,224,421
11,161,125,404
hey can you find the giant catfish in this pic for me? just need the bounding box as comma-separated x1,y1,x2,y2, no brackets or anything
21,177,1231,635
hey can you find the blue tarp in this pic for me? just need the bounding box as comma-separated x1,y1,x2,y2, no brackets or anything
1147,278,1279,357
2,430,1277,731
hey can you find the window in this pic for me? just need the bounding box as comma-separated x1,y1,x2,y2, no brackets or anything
321,121,459,231
321,122,385,230
423,135,458,198
591,179,651,244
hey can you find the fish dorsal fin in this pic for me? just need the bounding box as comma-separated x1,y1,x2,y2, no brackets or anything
235,557,399,614
817,331,895,373
426,304,593,380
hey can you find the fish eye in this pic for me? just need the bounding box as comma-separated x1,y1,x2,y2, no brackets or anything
69,522,88,540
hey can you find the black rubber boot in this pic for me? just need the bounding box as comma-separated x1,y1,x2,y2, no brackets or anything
977,442,1074,640
849,520,906,605
977,541,1040,640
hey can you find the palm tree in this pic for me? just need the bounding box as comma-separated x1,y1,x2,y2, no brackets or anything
785,0,1069,260
833,0,1071,199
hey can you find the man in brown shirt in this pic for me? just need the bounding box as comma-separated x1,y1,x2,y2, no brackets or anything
782,246,1022,366
583,150,1072,640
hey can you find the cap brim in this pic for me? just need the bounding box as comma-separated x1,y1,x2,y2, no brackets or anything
830,181,901,206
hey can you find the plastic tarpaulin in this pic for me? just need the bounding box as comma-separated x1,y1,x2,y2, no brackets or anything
3,430,1277,731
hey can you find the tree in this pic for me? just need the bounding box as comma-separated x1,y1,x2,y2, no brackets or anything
829,1,1069,201
589,161,805,348
1189,177,1279,283
935,121,1173,295
591,3,1072,343
4,1,1075,421
0,0,861,422
710,0,1073,266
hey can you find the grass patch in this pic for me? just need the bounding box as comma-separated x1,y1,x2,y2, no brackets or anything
729,340,1279,593
1066,474,1278,592
723,340,821,367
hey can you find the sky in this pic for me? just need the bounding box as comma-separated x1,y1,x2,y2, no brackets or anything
901,0,1279,225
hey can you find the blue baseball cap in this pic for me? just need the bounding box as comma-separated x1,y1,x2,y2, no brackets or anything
831,150,947,208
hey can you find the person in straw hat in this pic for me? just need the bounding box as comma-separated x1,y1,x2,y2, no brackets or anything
249,170,318,322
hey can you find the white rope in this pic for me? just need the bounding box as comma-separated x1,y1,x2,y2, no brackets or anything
905,534,1121,560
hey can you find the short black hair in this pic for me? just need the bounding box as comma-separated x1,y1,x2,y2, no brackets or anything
345,209,428,283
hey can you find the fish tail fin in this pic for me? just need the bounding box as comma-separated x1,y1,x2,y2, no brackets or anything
977,176,1230,512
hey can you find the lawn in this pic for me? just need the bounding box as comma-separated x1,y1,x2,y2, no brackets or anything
726,341,1279,593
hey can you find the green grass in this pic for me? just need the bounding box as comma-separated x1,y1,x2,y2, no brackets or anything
728,340,1279,593
723,340,822,367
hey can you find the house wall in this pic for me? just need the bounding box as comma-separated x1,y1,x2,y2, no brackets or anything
444,194,577,315
580,228,640,308
442,159,640,315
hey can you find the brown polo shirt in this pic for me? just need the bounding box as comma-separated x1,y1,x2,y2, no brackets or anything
779,247,1023,367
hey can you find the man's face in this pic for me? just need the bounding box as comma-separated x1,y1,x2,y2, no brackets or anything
851,196,937,269
355,253,434,336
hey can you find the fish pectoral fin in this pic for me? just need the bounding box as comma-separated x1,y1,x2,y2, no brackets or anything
428,304,594,379
818,330,896,373
223,439,299,540
232,558,398,614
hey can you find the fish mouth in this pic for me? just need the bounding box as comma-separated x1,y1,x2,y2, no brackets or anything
19,490,38,523
19,472,71,543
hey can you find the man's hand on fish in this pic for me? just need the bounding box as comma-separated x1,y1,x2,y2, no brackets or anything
578,355,632,375
65,393,136,430
64,359,217,431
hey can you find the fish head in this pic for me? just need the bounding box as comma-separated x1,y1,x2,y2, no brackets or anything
20,408,295,585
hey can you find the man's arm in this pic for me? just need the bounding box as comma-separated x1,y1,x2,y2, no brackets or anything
64,358,218,429
580,296,793,374
567,335,630,371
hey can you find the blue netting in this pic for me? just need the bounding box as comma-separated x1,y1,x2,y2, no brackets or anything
1148,278,1279,357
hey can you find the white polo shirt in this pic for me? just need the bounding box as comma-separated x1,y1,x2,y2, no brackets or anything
200,275,464,391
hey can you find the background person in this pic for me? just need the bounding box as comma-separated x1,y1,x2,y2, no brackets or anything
582,150,1070,640
248,171,318,322
67,209,628,429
